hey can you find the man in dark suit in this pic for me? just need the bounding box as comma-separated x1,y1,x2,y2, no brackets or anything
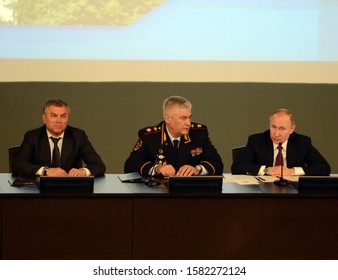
12,99,106,176
124,96,223,176
231,109,331,176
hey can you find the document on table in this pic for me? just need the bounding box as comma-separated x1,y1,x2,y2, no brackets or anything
223,174,260,185
118,172,142,182
223,174,299,185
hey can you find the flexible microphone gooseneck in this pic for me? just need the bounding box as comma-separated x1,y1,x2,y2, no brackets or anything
274,143,289,187
145,145,165,187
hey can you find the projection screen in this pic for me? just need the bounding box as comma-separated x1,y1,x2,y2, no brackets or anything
1,0,338,83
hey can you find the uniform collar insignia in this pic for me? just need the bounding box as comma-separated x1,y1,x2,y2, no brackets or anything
183,134,191,144
161,123,167,145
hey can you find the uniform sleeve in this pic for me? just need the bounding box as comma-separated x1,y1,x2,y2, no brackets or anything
199,132,224,175
124,132,154,175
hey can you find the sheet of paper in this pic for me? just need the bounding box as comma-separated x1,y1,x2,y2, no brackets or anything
223,174,299,185
223,174,259,185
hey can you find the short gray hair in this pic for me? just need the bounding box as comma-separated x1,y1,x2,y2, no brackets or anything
163,96,192,118
43,99,70,115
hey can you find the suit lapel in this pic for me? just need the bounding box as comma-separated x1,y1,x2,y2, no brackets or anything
61,130,74,168
265,146,274,166
264,133,274,166
176,138,190,167
160,126,174,165
286,134,296,167
162,143,175,166
162,125,191,168
39,126,75,168
39,130,53,165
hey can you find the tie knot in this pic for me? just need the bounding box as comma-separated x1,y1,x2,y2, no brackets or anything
277,143,283,151
50,137,61,145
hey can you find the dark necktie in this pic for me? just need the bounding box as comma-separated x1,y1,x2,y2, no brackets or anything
50,137,61,167
173,139,179,167
173,139,179,151
275,143,283,166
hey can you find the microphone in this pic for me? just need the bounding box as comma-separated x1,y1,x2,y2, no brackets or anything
9,178,35,187
9,173,36,187
9,166,39,187
274,143,289,187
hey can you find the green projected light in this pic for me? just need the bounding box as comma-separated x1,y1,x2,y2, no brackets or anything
1,0,166,25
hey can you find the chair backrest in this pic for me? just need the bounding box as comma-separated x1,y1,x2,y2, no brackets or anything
232,146,245,162
8,145,21,172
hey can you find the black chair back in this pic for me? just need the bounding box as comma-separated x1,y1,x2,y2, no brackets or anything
232,146,245,162
8,145,21,172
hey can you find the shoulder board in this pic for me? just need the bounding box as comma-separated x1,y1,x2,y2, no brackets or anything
140,124,163,135
190,123,207,130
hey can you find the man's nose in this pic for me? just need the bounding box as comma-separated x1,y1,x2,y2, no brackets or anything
274,129,280,136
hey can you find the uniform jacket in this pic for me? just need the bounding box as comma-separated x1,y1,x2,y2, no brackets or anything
231,130,331,176
12,125,106,176
124,122,223,175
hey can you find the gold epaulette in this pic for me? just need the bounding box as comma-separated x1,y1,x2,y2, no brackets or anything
190,123,206,130
141,124,163,135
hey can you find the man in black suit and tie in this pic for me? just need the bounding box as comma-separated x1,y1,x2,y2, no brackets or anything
124,96,223,176
231,109,331,176
12,99,106,177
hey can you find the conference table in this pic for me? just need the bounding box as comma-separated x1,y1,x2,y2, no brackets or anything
0,173,338,260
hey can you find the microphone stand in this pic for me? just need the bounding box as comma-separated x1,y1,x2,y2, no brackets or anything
273,142,289,187
145,145,165,187
274,163,289,187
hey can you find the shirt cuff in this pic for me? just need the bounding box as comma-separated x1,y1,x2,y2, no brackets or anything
293,167,305,176
199,165,208,175
149,164,158,176
80,167,91,176
258,165,266,176
36,167,44,176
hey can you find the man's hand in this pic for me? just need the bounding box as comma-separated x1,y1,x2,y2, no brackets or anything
68,168,87,176
46,167,68,176
176,165,198,176
155,164,176,177
281,167,295,176
268,166,295,177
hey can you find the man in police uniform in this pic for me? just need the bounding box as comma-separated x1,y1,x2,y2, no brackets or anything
124,96,223,176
